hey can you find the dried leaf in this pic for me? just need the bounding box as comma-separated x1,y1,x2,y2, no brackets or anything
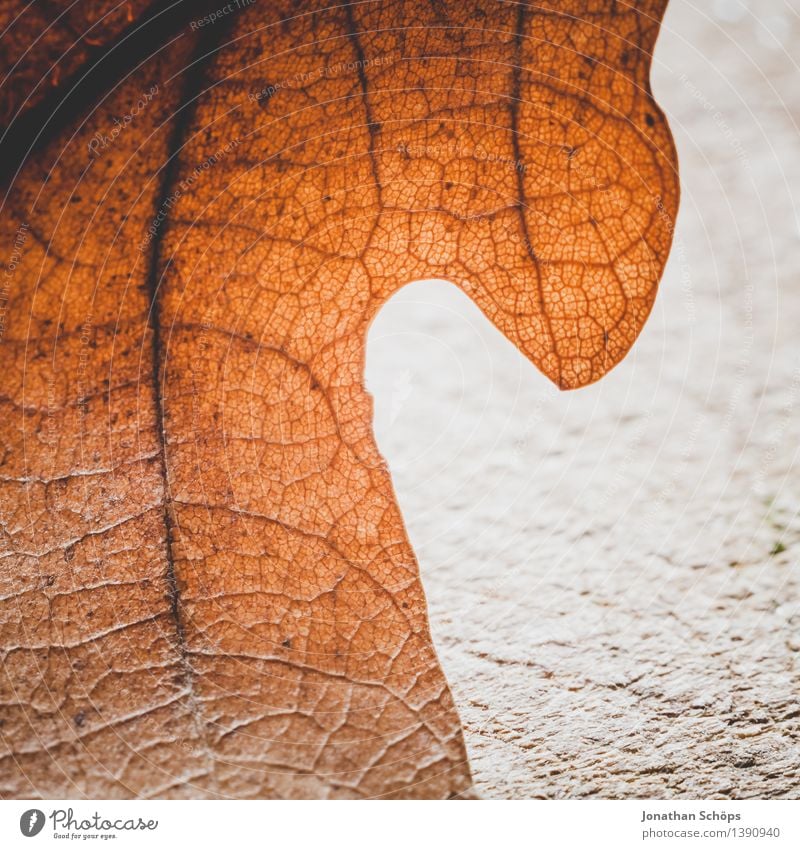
0,0,678,798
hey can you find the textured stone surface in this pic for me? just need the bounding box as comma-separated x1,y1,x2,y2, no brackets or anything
367,0,800,798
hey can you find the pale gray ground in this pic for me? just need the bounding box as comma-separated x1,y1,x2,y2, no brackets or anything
365,0,800,799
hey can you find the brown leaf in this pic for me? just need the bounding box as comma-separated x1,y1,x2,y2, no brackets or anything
0,0,678,798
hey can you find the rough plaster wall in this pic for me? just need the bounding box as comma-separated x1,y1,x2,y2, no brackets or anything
365,0,800,798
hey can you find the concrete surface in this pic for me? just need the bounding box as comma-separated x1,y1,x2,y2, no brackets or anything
365,0,800,798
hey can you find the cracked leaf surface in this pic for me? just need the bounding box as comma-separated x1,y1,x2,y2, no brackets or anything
0,0,677,798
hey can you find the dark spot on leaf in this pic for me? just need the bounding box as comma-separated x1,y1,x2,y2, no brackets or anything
257,87,275,109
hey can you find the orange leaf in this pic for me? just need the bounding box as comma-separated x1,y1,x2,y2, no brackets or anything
0,0,677,798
